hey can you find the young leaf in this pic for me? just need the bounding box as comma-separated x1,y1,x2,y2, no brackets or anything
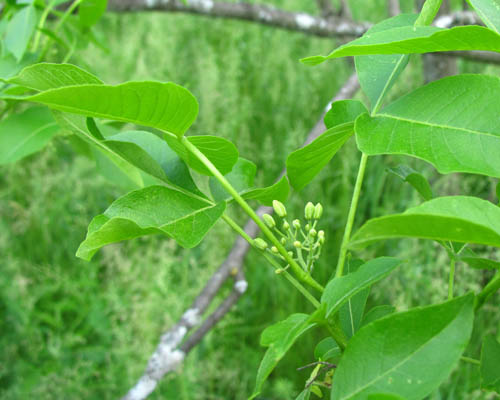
387,165,433,201
241,175,289,206
321,257,401,318
9,63,103,91
76,186,225,260
209,158,257,202
414,0,443,26
0,107,59,164
480,335,500,393
458,248,500,270
79,0,107,27
296,388,312,400
251,313,318,399
354,15,416,112
360,305,396,327
26,81,199,137
106,130,200,194
350,196,500,249
4,5,37,61
331,294,474,400
339,259,370,339
164,134,239,176
467,0,500,34
301,25,500,66
287,123,354,191
356,75,500,178
314,337,341,361
324,100,369,129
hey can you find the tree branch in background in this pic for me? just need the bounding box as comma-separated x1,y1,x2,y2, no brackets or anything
121,73,360,400
315,0,334,19
338,0,353,20
388,0,401,17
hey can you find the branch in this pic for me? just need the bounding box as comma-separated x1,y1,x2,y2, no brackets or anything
315,0,334,19
388,0,401,17
107,0,371,37
120,73,360,400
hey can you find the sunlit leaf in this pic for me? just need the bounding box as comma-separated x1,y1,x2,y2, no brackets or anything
76,186,225,260
350,196,500,249
467,0,500,33
331,294,474,400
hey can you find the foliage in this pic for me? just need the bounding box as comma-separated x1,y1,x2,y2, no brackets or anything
1,0,500,399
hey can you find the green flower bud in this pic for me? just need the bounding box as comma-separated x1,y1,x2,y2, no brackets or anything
305,201,315,220
272,200,287,218
288,251,294,257
275,268,283,274
318,237,325,245
292,219,301,230
314,203,323,219
281,237,287,245
305,223,310,231
293,240,302,249
271,246,279,254
262,213,276,228
254,238,268,250
309,228,317,237
282,221,290,231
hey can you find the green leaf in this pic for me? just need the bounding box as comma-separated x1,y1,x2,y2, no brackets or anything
350,196,500,249
0,52,37,80
356,75,500,178
331,294,474,400
4,5,37,61
467,0,500,34
241,175,290,206
76,186,225,260
387,165,433,201
458,248,500,270
361,305,396,327
497,181,500,204
9,63,103,91
339,259,370,339
106,130,200,194
415,0,443,26
480,335,500,393
209,157,256,202
287,123,354,191
296,388,312,400
324,100,369,129
0,107,59,164
79,0,107,27
354,15,415,111
301,25,500,66
367,395,406,400
322,257,401,318
251,313,318,399
26,81,198,137
314,337,341,361
164,134,239,176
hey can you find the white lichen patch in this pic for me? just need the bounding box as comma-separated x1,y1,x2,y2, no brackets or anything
258,10,273,22
188,0,214,12
295,13,316,30
182,308,201,326
435,14,453,28
127,376,158,400
235,280,248,294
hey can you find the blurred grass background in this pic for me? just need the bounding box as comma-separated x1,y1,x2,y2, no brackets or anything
1,0,500,398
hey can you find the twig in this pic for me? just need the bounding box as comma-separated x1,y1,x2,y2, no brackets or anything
120,73,360,400
388,0,400,17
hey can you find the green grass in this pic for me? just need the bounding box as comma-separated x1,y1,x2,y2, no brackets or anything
1,2,500,399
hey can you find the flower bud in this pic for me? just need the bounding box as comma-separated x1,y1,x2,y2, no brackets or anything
309,228,317,237
275,268,283,274
318,236,325,245
271,246,279,254
292,219,301,230
318,230,325,239
262,213,276,228
305,223,310,231
282,221,290,231
272,200,287,218
314,203,323,219
288,251,294,257
254,238,268,250
281,237,287,245
305,202,315,220
293,240,302,249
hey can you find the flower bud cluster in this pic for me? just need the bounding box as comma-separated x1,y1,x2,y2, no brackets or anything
255,200,326,274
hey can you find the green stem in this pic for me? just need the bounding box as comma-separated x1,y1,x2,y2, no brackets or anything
32,0,57,51
336,153,368,278
181,136,324,293
39,0,83,60
324,320,347,351
460,356,480,365
475,271,500,311
221,215,321,308
448,257,456,300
